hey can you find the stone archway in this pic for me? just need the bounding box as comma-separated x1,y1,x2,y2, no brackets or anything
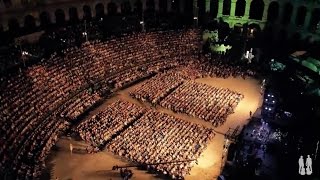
107,2,118,16
40,11,51,28
55,9,66,26
83,5,92,20
281,3,293,25
121,1,132,15
223,0,231,15
296,6,307,26
235,0,246,17
69,7,79,24
95,3,105,18
249,0,264,20
8,18,20,35
310,8,320,31
24,15,36,33
172,0,180,13
159,0,167,14
146,0,155,12
134,0,143,18
267,1,279,22
210,0,218,18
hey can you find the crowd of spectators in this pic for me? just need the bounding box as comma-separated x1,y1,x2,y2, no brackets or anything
129,70,191,104
107,110,215,179
59,90,102,121
191,54,256,79
0,29,200,178
160,81,244,127
76,100,146,147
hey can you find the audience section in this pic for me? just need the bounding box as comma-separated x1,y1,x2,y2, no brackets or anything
0,29,200,179
129,67,202,104
76,100,146,147
160,81,244,127
106,110,215,179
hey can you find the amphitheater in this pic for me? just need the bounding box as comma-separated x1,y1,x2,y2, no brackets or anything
0,29,262,180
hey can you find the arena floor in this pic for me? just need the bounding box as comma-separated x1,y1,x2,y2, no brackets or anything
46,76,263,180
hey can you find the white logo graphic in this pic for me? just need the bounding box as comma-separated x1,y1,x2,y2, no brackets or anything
299,155,312,175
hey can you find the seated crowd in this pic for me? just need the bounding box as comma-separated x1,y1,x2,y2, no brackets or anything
109,60,181,90
129,67,202,105
0,29,200,178
160,81,244,127
107,110,215,179
59,90,102,121
191,54,256,79
76,100,146,147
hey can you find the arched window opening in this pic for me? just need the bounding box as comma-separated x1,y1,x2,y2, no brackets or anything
235,0,246,17
249,0,264,20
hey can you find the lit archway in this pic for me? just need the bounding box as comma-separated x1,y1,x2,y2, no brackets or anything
159,0,167,13
296,6,307,26
235,0,246,17
121,1,132,15
107,2,118,16
8,18,20,34
55,9,66,26
24,15,36,32
146,0,155,12
223,0,231,15
310,8,320,31
69,7,79,24
134,0,143,17
40,11,51,28
267,1,279,22
281,3,293,25
95,3,105,18
83,5,92,20
210,0,218,18
172,0,180,13
249,0,264,20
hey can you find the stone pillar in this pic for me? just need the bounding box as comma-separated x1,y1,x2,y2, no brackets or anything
304,8,312,30
290,4,298,25
243,0,251,19
205,0,210,13
64,8,70,21
230,0,237,17
49,10,56,23
180,0,184,13
167,0,172,12
217,0,224,18
77,6,84,20
89,3,95,18
142,0,147,12
116,2,122,14
276,3,284,24
262,1,270,21
155,0,160,11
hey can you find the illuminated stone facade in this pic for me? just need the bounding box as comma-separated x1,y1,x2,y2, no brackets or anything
0,0,186,31
203,0,320,39
0,0,319,39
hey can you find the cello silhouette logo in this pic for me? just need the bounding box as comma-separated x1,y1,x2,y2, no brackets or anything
298,155,312,175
